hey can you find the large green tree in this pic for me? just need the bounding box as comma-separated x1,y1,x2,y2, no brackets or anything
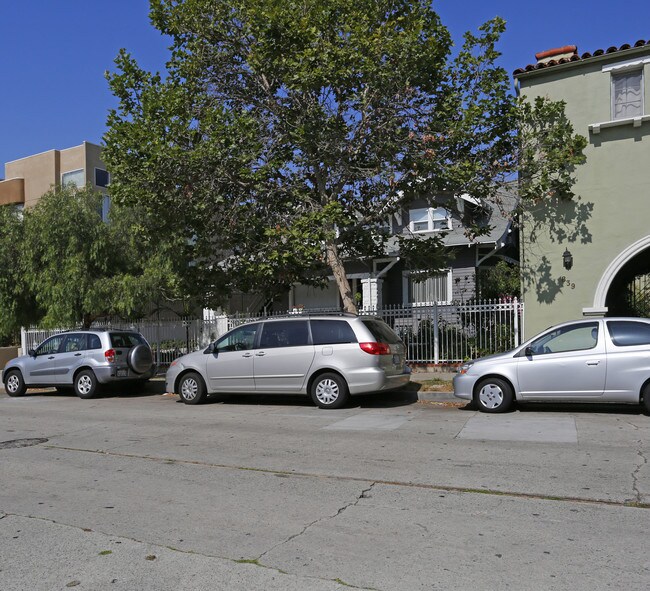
104,0,585,313
20,185,185,328
0,206,39,344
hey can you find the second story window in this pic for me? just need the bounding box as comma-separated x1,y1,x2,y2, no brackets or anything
95,168,110,188
612,70,643,120
62,169,85,188
409,207,451,233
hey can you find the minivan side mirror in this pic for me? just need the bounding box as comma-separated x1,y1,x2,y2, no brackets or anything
204,343,215,354
524,346,534,357
28,349,36,358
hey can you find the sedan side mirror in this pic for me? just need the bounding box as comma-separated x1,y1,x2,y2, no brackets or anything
524,346,534,357
204,343,215,354
28,349,36,358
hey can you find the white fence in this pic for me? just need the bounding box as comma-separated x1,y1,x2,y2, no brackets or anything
21,299,523,370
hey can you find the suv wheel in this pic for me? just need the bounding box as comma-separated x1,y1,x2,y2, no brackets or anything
178,372,206,405
4,370,26,397
311,373,349,409
74,370,98,399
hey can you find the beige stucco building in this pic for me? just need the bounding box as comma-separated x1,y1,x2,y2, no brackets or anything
0,142,108,210
515,40,650,338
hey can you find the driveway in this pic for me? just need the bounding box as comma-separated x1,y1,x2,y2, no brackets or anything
1,386,649,590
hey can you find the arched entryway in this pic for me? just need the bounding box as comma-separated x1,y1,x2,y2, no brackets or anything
591,236,650,317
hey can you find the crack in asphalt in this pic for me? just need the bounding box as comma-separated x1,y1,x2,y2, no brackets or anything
631,444,648,504
44,444,650,509
0,512,375,591
257,483,376,563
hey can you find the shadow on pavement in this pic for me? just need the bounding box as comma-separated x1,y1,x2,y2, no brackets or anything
185,386,420,409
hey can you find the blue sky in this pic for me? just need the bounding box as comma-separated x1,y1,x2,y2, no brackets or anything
2,0,650,174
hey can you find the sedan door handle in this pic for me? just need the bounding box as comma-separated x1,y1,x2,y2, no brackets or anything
74,353,82,357
255,352,266,357
48,356,55,359
242,352,253,358
586,360,601,366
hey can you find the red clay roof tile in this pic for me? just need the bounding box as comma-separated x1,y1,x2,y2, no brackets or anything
514,39,650,76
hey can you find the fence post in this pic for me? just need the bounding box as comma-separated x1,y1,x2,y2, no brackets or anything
513,297,520,347
20,327,27,355
433,303,439,365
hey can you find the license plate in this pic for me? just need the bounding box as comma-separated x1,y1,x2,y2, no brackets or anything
116,369,128,377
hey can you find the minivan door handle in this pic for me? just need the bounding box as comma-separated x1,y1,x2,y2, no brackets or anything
242,352,253,358
255,352,266,357
586,360,601,366
74,353,82,357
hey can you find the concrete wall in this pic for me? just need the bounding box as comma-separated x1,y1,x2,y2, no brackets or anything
6,150,59,208
2,142,106,209
516,47,650,337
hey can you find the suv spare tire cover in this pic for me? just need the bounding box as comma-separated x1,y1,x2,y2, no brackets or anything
127,344,154,374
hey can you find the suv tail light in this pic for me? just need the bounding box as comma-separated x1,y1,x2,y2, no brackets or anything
359,342,391,355
104,349,116,363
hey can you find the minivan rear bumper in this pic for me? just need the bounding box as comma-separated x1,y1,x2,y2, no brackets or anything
347,366,411,394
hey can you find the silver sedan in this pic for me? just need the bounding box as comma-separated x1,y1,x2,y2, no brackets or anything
453,317,650,413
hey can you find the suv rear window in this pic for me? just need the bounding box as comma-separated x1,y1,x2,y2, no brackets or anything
362,319,402,344
110,333,145,348
311,320,357,345
607,321,650,347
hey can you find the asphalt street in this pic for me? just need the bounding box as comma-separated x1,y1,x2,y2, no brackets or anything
1,382,649,590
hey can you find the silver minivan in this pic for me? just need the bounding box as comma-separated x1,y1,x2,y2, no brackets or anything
453,317,650,413
166,314,411,408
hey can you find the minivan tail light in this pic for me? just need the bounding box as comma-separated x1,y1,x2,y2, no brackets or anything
359,342,391,355
104,349,116,363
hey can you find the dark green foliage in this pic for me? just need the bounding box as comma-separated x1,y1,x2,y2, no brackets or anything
104,1,586,312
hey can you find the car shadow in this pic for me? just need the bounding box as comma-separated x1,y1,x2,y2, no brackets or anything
180,387,420,409
12,380,166,400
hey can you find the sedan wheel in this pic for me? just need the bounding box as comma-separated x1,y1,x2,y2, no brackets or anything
475,377,513,413
311,373,349,409
179,372,206,405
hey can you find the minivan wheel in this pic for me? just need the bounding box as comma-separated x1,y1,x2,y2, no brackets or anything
4,370,26,397
311,373,349,409
74,370,98,399
642,384,650,414
178,372,206,405
474,377,513,413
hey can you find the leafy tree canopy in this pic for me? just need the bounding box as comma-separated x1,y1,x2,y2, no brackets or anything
0,206,39,344
19,185,187,329
105,0,586,312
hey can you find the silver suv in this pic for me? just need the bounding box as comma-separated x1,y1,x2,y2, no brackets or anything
2,330,155,399
166,314,411,408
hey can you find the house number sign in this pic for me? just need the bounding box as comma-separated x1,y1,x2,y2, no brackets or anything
558,276,576,289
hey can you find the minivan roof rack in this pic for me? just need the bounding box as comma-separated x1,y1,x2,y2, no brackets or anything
256,311,359,320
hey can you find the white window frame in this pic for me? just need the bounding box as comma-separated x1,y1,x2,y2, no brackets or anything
402,269,453,306
61,169,85,188
408,207,451,233
611,69,644,121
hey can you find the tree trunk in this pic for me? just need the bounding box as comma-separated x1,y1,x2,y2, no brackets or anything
325,239,357,314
